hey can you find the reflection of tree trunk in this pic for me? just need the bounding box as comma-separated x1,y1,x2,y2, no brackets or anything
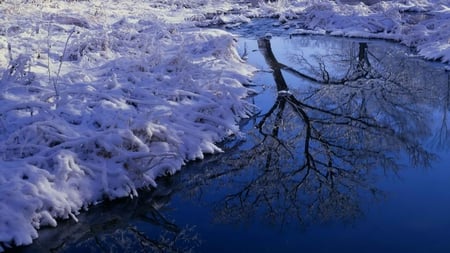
358,42,371,73
260,39,380,87
358,43,369,66
258,38,314,168
258,37,328,84
258,38,289,91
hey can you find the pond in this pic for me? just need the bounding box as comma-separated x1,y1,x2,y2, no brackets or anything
10,26,450,253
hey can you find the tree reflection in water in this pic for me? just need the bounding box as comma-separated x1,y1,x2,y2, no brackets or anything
178,36,448,227
12,182,201,253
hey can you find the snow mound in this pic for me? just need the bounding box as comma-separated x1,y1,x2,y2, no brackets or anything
0,2,255,250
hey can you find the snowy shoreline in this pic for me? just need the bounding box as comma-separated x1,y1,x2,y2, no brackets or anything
0,0,449,251
252,0,450,64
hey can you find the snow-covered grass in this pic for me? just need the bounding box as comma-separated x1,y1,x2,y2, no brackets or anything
0,0,449,251
0,0,255,250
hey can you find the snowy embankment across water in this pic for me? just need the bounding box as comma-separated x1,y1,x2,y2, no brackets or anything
0,1,255,250
254,0,450,63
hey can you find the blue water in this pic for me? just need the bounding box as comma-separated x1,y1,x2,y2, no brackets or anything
10,31,450,253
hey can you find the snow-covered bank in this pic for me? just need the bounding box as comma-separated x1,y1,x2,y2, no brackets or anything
0,1,255,250
253,0,450,63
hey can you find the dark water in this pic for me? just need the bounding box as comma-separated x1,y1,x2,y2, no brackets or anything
9,32,450,252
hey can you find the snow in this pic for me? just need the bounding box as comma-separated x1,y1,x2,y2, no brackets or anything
0,0,449,251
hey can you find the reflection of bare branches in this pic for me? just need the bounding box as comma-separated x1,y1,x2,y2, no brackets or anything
12,186,201,253
177,36,441,229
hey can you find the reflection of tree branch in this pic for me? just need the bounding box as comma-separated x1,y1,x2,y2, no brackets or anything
13,187,201,253
262,40,373,85
185,36,437,228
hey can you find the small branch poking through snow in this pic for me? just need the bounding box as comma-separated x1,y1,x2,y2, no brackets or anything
7,42,12,62
53,27,76,105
